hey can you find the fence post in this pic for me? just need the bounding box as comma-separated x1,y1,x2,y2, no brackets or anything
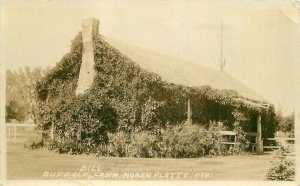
14,125,16,144
50,124,54,140
8,125,11,141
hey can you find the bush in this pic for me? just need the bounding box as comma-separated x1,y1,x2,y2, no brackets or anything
26,140,44,150
34,96,118,155
107,131,157,158
106,122,229,158
231,111,250,155
265,147,295,181
207,121,228,156
163,123,211,158
106,131,128,157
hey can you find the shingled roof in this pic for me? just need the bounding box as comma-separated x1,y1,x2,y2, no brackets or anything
104,37,268,104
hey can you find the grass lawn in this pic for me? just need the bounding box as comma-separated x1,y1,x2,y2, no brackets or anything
6,130,292,181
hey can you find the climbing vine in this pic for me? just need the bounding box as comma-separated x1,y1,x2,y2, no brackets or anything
34,33,277,155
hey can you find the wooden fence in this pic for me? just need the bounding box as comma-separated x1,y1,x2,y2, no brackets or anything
6,123,36,144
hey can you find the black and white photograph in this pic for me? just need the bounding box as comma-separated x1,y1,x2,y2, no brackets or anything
0,0,299,185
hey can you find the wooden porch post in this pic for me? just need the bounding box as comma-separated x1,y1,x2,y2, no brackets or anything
256,114,263,154
187,98,192,123
50,123,54,140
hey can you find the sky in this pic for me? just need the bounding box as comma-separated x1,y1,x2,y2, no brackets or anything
1,0,299,116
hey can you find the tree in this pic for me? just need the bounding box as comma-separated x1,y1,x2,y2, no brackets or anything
276,111,294,136
23,66,50,122
5,67,49,122
6,69,27,122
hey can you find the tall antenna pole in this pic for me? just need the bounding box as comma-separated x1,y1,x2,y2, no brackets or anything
221,20,223,72
220,20,225,72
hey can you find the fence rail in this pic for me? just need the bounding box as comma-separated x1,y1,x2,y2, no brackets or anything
263,137,295,151
6,123,36,143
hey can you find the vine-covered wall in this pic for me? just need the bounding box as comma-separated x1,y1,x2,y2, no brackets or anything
34,33,277,148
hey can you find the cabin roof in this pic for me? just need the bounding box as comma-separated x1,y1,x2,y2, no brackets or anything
104,37,269,104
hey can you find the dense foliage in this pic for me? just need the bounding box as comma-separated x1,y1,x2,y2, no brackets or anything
276,112,294,137
34,33,277,156
44,122,230,158
106,122,230,158
265,147,295,181
6,67,48,122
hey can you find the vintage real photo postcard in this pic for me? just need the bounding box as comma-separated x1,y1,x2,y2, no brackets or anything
0,0,299,185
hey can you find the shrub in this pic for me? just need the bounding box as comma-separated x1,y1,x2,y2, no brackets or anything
35,93,118,155
106,131,128,157
129,132,157,158
163,123,210,158
26,140,44,150
207,121,228,156
231,111,250,155
265,147,295,181
105,122,231,158
107,131,157,158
